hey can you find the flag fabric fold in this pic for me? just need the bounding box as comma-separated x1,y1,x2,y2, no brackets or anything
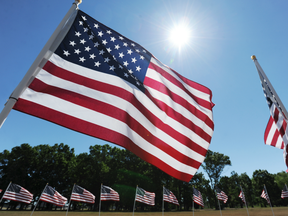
281,184,288,199
239,190,246,203
12,9,214,182
39,185,67,206
215,186,228,203
2,183,33,204
163,187,179,205
260,187,270,204
101,185,120,201
193,188,204,207
71,184,95,203
135,187,155,206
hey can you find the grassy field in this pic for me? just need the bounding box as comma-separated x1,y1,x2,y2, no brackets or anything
1,207,288,216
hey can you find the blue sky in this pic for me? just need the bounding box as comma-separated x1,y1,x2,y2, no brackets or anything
1,0,288,179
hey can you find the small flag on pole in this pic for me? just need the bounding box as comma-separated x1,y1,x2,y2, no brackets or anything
2,183,33,204
193,188,204,207
135,187,155,206
281,184,288,199
260,186,270,204
215,186,228,203
239,190,246,203
39,185,67,206
71,184,95,203
101,185,120,201
163,187,179,205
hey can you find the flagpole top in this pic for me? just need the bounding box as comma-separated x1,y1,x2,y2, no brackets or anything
251,55,257,60
75,0,82,4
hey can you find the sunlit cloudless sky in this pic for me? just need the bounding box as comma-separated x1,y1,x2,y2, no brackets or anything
1,0,288,179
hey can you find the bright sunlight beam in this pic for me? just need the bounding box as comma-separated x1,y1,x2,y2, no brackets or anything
169,22,191,48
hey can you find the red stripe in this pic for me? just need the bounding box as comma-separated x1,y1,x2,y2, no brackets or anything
274,108,279,123
13,99,193,182
264,117,274,144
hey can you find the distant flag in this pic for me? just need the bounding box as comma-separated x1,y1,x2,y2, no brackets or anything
1,183,33,204
1,3,215,183
71,184,95,203
39,185,67,206
281,184,288,199
252,55,288,169
260,187,270,204
163,186,179,205
193,188,204,207
239,190,246,203
135,187,155,206
215,186,228,203
0,189,2,193
101,185,120,201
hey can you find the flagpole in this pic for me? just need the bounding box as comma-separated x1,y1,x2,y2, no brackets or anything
240,185,249,216
65,183,75,216
162,186,164,216
99,184,102,216
264,185,275,216
0,182,12,204
216,188,222,216
30,183,48,216
192,186,194,216
132,185,138,216
0,0,81,128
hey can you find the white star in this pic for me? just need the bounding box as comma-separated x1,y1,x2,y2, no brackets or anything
79,21,83,26
128,69,133,74
131,57,137,63
63,50,70,56
123,42,128,47
80,39,86,44
109,65,116,71
104,57,110,63
123,61,129,67
79,57,86,62
119,52,124,58
136,66,141,72
94,23,99,28
140,55,145,60
69,41,76,46
75,31,81,37
106,30,112,34
124,73,129,77
95,61,101,67
119,36,124,40
136,81,140,85
94,42,99,47
110,37,116,42
83,27,88,32
136,49,140,53
114,44,120,50
119,64,123,69
90,53,96,59
113,55,117,60
143,49,146,53
98,31,104,37
99,50,105,55
127,49,133,55
107,47,112,53
74,49,81,54
102,40,108,45
131,43,135,47
85,46,91,52
89,34,94,40
82,16,87,21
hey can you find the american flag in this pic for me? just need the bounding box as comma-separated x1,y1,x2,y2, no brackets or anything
239,190,246,203
163,187,179,205
260,187,270,204
39,185,67,207
281,184,288,199
12,9,214,182
2,183,33,204
193,188,204,207
101,185,120,201
135,187,155,206
215,186,228,203
71,184,95,203
253,56,288,168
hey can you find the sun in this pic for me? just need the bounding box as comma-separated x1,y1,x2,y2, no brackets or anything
169,22,191,48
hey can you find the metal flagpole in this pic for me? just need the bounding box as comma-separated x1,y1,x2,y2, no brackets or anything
132,185,138,216
162,186,164,216
0,0,82,128
99,184,102,216
264,185,275,216
240,185,249,216
192,186,194,216
0,182,12,204
66,183,75,216
216,189,222,216
30,183,48,216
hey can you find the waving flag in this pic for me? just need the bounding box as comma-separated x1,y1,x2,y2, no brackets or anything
101,185,120,201
239,190,246,203
39,185,67,206
215,186,228,203
10,8,214,182
135,187,155,206
193,188,204,207
71,184,95,203
2,183,33,204
163,187,179,205
281,184,288,199
260,186,270,204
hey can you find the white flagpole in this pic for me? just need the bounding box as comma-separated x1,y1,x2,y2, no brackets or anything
240,185,249,216
0,182,12,204
30,183,48,216
162,186,164,216
264,185,275,216
65,183,75,216
132,185,138,216
99,184,102,216
0,0,81,128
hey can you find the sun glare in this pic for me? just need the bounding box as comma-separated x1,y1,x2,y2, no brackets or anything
169,23,191,48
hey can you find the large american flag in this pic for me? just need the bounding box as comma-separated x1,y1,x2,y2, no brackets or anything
13,9,214,182
2,183,33,204
215,186,228,203
163,187,179,205
193,188,204,207
253,56,288,168
101,185,120,201
135,187,155,206
71,184,95,203
39,185,67,207
281,184,288,199
260,187,270,204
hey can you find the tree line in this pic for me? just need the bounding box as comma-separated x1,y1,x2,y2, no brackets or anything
0,143,288,211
